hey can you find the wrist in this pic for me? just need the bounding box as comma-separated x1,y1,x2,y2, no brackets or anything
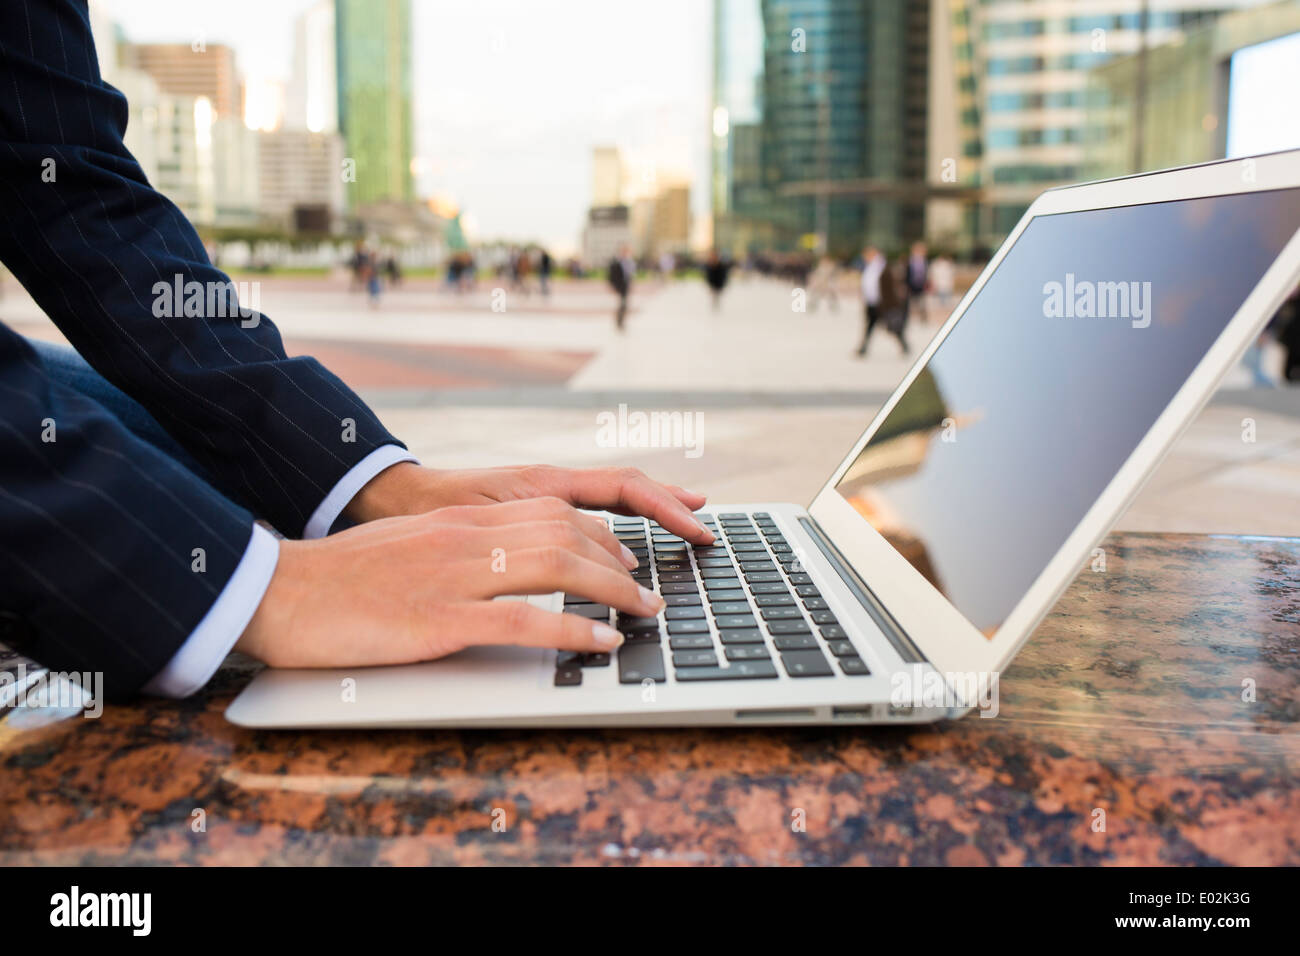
236,539,309,666
342,460,434,523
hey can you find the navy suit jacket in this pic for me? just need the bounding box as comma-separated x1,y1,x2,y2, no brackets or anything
0,1,403,697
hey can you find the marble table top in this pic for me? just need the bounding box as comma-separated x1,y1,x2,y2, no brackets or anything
2,531,1296,865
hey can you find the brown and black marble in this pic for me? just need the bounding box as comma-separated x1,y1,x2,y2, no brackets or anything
1,531,1297,866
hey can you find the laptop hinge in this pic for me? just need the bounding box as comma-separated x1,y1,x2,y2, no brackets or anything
798,516,927,665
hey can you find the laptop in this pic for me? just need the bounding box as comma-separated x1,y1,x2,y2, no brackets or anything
227,149,1300,729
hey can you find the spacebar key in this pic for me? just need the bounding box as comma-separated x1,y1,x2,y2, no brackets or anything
674,660,778,681
619,644,666,683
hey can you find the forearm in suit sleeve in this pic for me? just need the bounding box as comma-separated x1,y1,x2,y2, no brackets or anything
0,0,404,537
0,327,259,699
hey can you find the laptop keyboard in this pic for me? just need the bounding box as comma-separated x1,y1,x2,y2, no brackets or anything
555,512,871,687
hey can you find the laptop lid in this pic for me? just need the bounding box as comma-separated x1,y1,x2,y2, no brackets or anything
807,150,1300,698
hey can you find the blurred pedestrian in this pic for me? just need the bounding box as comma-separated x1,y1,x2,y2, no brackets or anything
608,244,635,331
904,241,929,324
931,253,955,311
538,248,553,297
807,255,840,311
703,249,731,311
1273,284,1300,383
857,246,907,356
383,253,402,288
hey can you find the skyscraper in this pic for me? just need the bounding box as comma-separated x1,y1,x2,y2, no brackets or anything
711,0,932,256
334,0,414,204
953,0,1262,243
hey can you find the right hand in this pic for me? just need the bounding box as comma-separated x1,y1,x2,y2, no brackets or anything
236,497,664,668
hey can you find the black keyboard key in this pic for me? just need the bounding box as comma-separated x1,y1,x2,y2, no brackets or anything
811,610,838,625
795,584,821,598
710,601,752,616
750,583,789,595
617,615,660,631
714,614,758,629
718,628,764,644
563,592,589,605
692,547,729,558
820,624,847,639
827,640,858,657
669,635,713,650
744,572,783,584
696,557,735,569
655,560,690,572
556,650,583,667
769,543,792,553
618,644,666,683
675,660,778,681
802,597,829,610
760,606,804,620
839,656,871,675
755,593,795,607
658,571,696,584
665,605,705,620
707,589,748,602
702,577,743,591
788,573,813,585
666,620,710,635
726,534,761,544
773,633,818,650
718,512,750,520
739,561,775,572
660,582,699,595
731,542,766,552
565,603,611,620
555,666,583,686
665,593,702,607
673,650,719,667
700,566,739,579
582,652,610,667
724,645,771,662
768,620,811,635
780,649,833,677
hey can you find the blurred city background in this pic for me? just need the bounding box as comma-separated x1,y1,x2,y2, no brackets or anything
3,0,1299,533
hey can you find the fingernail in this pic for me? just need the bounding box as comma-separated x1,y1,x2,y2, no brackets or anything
619,543,638,568
592,623,624,649
695,519,714,541
638,585,665,614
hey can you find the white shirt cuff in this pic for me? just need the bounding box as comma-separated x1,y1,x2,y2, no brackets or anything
301,444,419,539
141,523,281,698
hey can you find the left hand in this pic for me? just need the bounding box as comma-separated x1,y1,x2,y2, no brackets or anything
344,462,714,545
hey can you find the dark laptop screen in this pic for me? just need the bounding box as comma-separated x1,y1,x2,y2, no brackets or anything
835,187,1300,637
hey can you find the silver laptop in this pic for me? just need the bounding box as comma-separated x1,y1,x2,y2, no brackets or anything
227,150,1300,729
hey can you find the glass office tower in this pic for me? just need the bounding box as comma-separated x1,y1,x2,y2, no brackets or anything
335,0,414,204
712,0,930,257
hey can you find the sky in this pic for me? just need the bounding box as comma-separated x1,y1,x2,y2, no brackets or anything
94,0,714,255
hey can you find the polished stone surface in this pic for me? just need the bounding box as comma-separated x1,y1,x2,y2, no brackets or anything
1,531,1296,866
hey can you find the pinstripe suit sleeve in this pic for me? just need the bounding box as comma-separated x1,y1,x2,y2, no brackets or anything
0,327,259,699
0,0,406,539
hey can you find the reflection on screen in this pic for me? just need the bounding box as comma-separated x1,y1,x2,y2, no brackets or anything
836,188,1300,637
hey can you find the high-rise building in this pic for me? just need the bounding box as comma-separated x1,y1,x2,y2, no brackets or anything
711,0,932,257
1084,1,1300,178
286,0,338,134
120,42,242,119
334,0,414,204
258,129,346,232
954,0,1264,243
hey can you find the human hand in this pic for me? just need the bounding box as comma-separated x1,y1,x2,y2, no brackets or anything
238,497,669,668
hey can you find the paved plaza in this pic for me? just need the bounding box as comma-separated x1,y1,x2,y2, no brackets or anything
4,272,1298,536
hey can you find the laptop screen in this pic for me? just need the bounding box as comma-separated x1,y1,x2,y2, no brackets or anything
835,187,1300,638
